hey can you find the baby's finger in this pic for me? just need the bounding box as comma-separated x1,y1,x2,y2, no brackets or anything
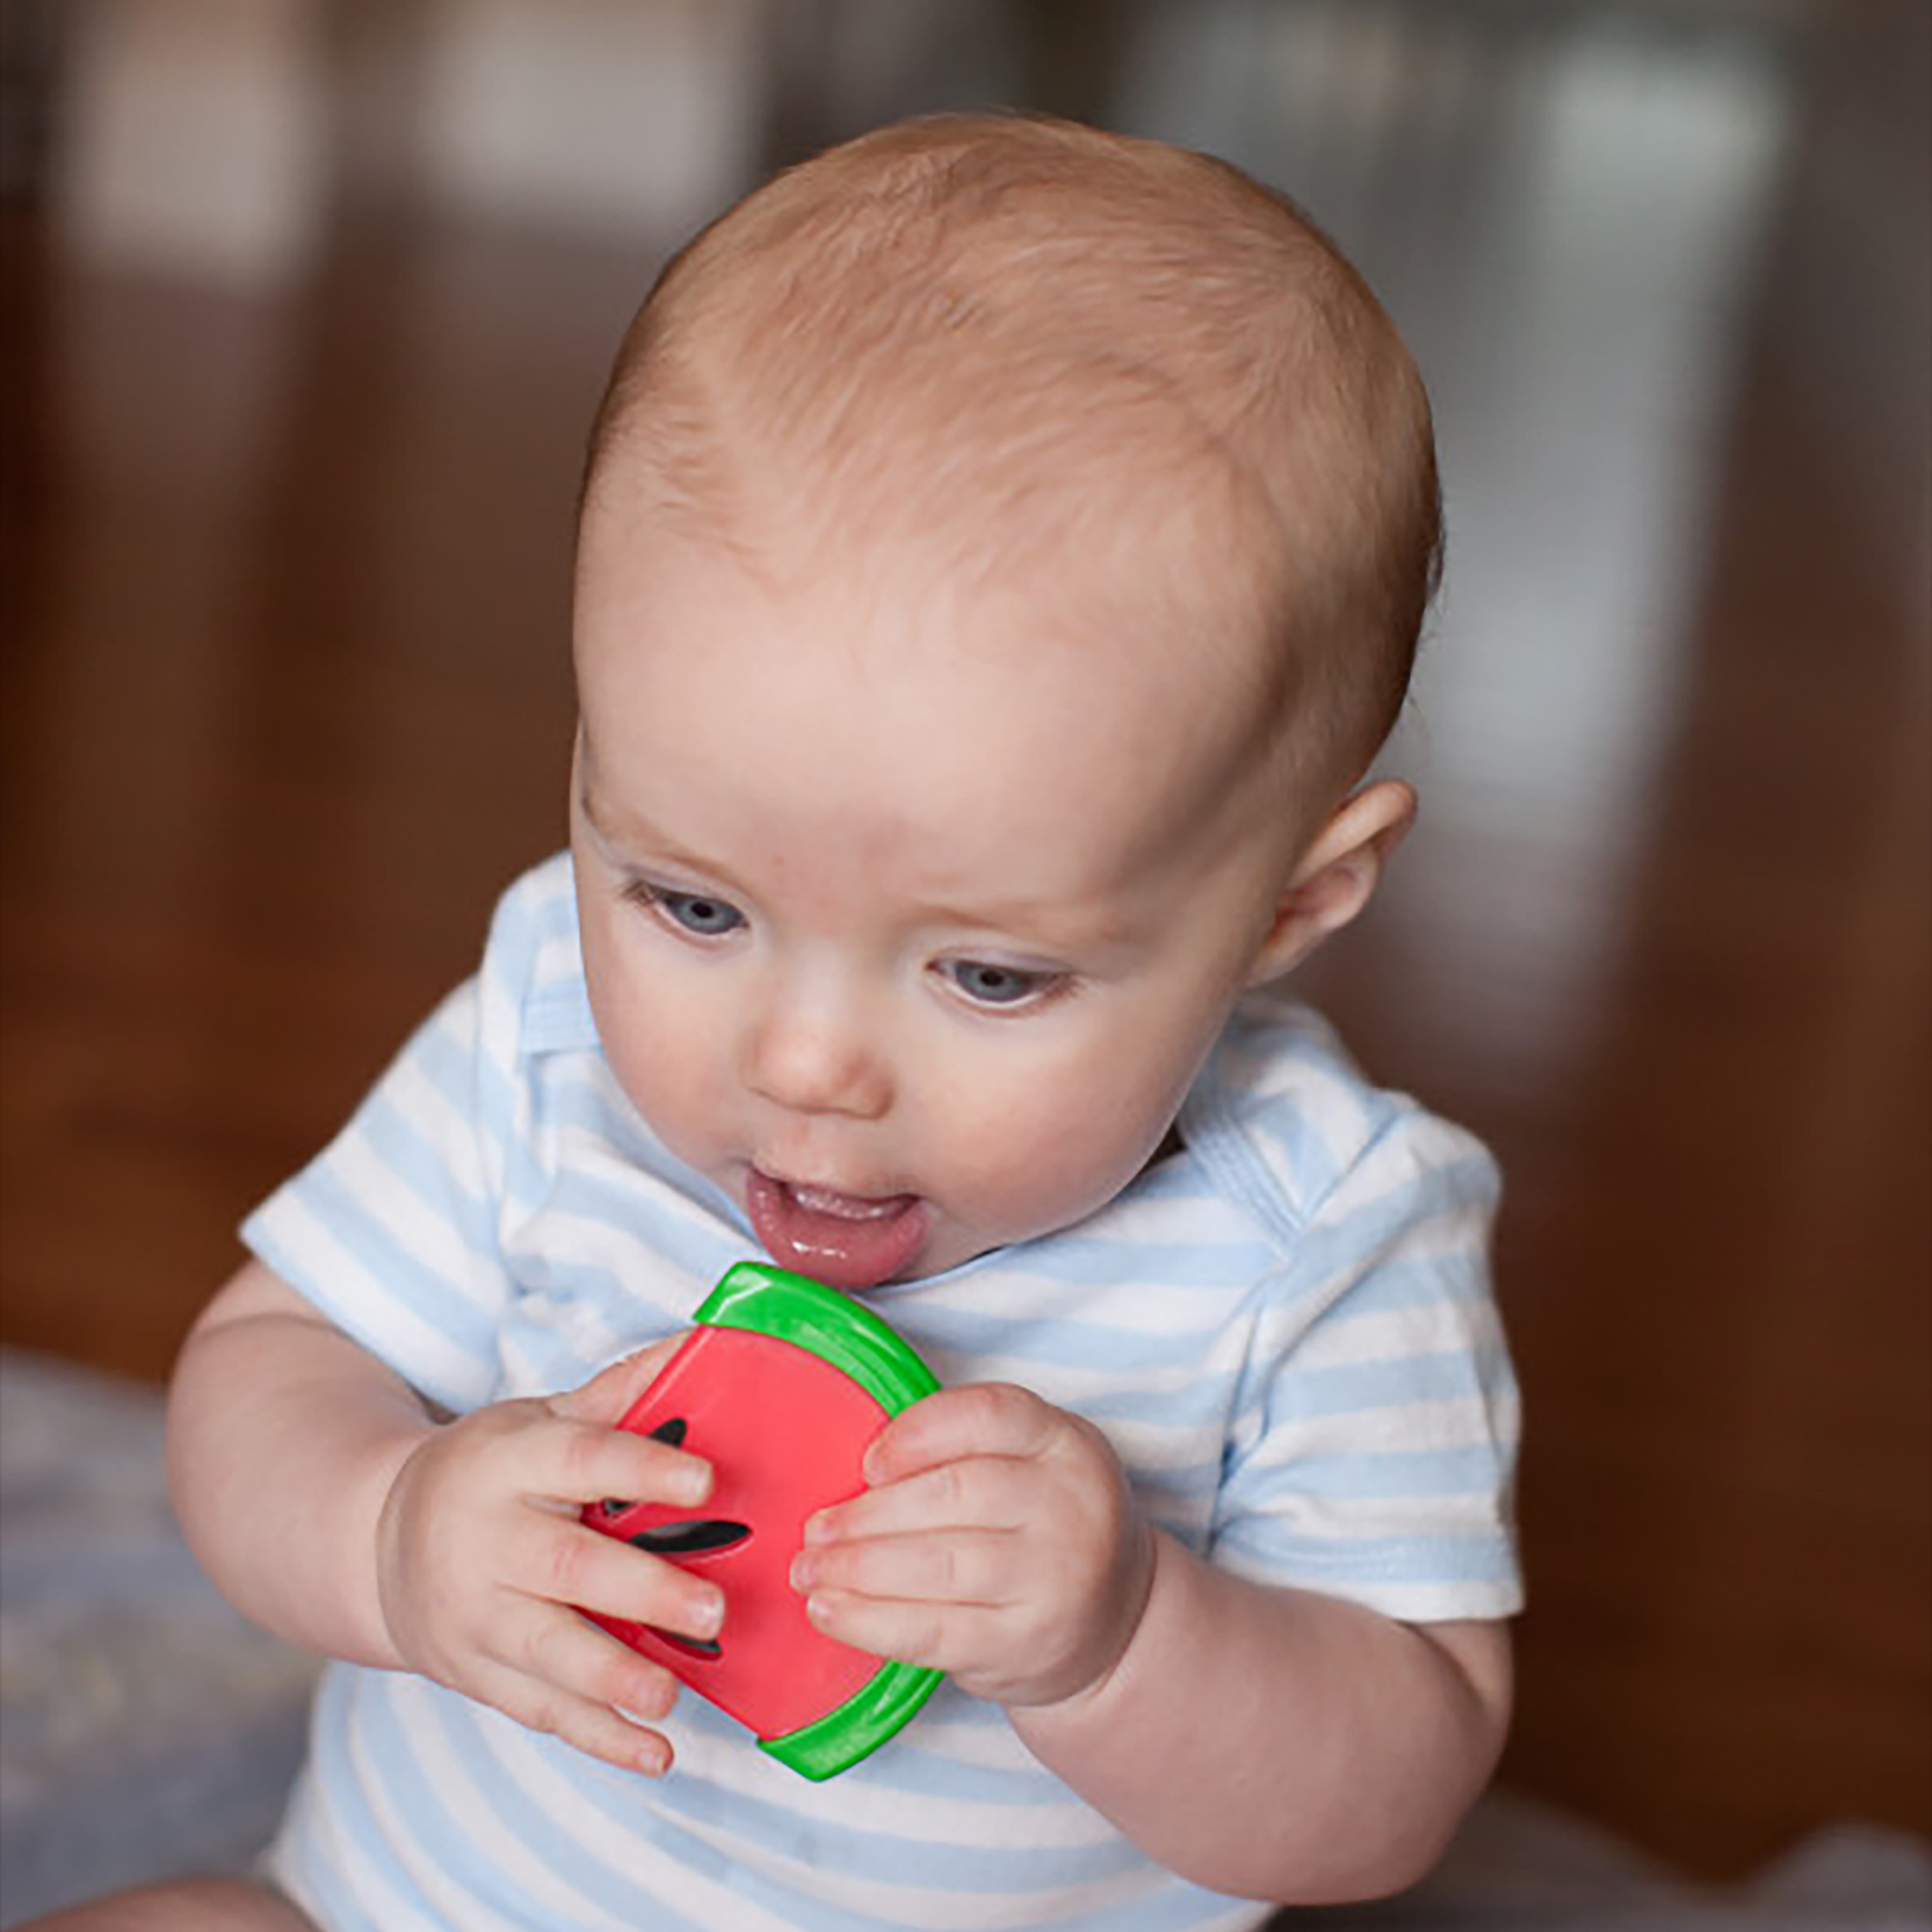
863,1383,1057,1484
553,1337,685,1427
807,1453,1034,1546
521,1410,714,1512
478,1649,681,1776
800,1585,998,1677
793,1527,1015,1608
509,1518,726,1645
477,1600,685,1758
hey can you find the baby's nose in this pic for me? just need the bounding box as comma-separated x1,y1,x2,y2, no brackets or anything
741,984,892,1121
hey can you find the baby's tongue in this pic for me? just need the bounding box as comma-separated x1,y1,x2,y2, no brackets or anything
746,1171,928,1293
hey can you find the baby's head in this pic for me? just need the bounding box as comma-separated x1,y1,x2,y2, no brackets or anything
569,115,1439,1288
583,113,1437,820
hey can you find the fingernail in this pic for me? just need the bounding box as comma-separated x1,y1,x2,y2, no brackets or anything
789,1553,814,1592
672,1461,711,1506
692,1589,724,1635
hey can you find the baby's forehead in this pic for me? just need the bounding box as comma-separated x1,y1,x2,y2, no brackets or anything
586,360,1334,834
577,508,1299,901
588,414,1288,746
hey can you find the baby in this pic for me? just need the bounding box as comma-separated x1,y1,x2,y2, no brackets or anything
46,114,1519,1931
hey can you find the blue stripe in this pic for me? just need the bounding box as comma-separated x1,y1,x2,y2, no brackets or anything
1284,1161,1498,1298
525,1061,652,1151
486,857,578,979
408,1005,485,1135
898,1305,1251,1379
1244,1347,1505,1428
535,1165,749,1287
286,1163,497,1351
1064,1379,1241,1430
1287,1250,1499,1326
1213,1520,1519,1588
241,1218,492,1416
356,1088,493,1243
1276,1443,1515,1500
523,983,599,1055
964,1229,1281,1290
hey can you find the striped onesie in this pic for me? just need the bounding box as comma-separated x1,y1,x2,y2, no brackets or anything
243,853,1520,1932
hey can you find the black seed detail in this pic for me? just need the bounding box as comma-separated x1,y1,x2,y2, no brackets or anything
651,1629,723,1661
628,1519,750,1557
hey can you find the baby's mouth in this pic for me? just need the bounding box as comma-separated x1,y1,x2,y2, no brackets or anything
745,1170,929,1292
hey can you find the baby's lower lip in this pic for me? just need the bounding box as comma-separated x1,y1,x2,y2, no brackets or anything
745,1170,929,1291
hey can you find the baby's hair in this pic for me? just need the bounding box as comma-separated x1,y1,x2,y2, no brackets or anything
582,113,1440,799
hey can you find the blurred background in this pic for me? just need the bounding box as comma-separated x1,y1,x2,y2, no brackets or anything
1,0,1926,1904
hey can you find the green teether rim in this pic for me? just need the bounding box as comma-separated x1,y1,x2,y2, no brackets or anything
757,1658,946,1781
697,1263,939,1415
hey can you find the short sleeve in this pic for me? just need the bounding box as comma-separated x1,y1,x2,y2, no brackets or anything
1210,1105,1521,1623
241,973,517,1414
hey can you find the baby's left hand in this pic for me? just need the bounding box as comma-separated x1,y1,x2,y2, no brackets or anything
790,1383,1153,1710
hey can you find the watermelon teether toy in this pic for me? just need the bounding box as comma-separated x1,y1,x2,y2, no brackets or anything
582,1261,944,1779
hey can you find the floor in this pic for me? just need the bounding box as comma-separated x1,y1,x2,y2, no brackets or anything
2,0,1926,1887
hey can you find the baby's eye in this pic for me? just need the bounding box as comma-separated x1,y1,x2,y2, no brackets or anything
940,959,1060,1009
630,883,745,939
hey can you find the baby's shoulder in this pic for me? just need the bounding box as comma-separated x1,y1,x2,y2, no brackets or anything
1182,991,1497,1247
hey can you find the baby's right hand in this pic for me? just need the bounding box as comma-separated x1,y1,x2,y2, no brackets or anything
371,1343,721,1776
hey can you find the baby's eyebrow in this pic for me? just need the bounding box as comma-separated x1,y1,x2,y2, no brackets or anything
575,777,622,850
575,777,657,865
577,774,729,887
573,749,645,851
919,895,1145,961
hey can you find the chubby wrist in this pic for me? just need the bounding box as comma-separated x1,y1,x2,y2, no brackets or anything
1010,1520,1172,1737
350,1423,439,1669
1007,1500,1160,1719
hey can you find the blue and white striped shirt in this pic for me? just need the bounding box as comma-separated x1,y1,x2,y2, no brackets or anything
244,853,1520,1932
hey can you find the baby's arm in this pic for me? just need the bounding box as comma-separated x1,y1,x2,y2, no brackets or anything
168,1260,726,1775
794,1383,1510,1904
1014,1540,1510,1902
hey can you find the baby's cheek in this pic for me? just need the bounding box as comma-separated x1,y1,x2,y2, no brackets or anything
593,993,725,1160
946,1084,1157,1242
616,1039,715,1153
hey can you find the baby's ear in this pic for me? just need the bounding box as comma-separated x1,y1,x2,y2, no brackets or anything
1245,780,1416,987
